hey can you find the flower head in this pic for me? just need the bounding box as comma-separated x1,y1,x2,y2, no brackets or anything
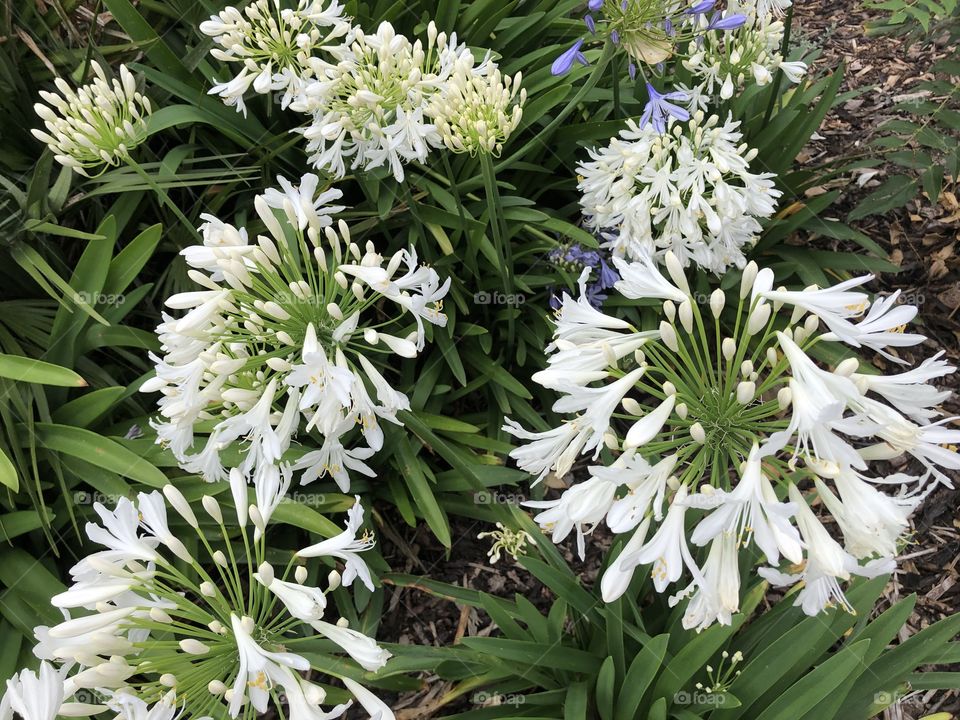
32,63,151,176
683,14,806,98
431,59,526,156
578,111,780,273
508,257,957,626
200,0,351,114
292,21,508,181
27,487,390,719
143,173,449,498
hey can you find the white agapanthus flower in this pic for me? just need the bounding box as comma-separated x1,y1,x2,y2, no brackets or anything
291,21,524,181
430,57,526,156
578,112,781,273
31,62,151,176
683,15,807,98
200,0,351,114
731,0,794,19
142,172,450,500
506,254,959,629
23,487,392,720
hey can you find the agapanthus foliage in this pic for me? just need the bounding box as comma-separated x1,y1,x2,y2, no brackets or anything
31,62,151,177
143,172,450,503
17,487,391,720
506,254,958,629
578,112,780,272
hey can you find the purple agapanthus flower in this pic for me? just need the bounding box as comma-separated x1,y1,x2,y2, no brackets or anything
705,11,747,30
685,0,716,15
639,83,690,134
584,14,596,33
588,0,603,9
551,38,589,75
548,243,620,309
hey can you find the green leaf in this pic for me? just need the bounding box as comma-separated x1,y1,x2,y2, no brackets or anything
0,355,86,387
0,448,18,491
395,435,451,547
848,175,917,220
101,0,195,84
754,641,871,720
31,423,167,487
51,387,126,428
614,634,669,720
596,656,616,720
104,224,163,296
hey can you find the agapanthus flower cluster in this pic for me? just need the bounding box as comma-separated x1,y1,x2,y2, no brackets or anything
32,62,151,177
553,1,746,75
430,60,526,157
548,243,620,309
142,172,450,505
682,14,807,98
506,254,959,630
551,2,747,133
578,111,780,273
199,0,351,114
11,486,392,720
290,22,524,181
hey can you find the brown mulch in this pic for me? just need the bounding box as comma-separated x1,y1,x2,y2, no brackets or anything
793,0,960,717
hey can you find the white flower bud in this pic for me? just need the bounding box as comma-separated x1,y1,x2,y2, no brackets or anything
150,607,173,624
722,337,736,362
180,639,210,655
160,485,197,529
690,422,706,444
710,289,725,318
678,299,694,333
736,381,756,405
622,397,644,415
777,387,792,410
202,496,223,524
747,303,771,335
663,300,676,322
836,358,859,377
659,321,679,352
740,262,758,299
